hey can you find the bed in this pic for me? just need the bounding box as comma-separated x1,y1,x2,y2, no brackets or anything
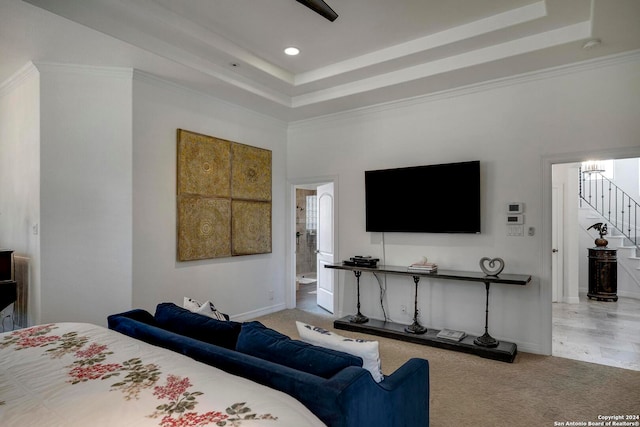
0,322,326,427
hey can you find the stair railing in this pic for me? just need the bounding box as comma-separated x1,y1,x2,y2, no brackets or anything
579,167,639,249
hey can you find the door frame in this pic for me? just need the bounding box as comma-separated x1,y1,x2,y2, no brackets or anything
542,146,640,355
551,182,564,303
287,176,339,312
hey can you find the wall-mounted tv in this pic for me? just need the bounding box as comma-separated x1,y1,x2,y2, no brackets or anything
365,160,480,233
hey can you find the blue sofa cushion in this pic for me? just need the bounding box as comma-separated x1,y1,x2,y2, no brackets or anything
236,321,362,378
154,302,241,350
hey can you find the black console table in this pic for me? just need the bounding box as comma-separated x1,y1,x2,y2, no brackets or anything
326,263,531,362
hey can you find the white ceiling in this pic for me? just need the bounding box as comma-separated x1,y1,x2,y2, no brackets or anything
1,0,639,121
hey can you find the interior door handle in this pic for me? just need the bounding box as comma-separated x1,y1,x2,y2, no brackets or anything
552,249,558,253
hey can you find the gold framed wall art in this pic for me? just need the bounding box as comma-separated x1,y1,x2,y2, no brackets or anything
177,129,272,261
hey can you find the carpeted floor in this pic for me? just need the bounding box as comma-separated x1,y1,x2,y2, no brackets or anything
255,309,640,427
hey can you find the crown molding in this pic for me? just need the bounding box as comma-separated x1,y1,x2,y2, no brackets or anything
132,69,288,127
0,61,38,99
295,1,548,86
290,49,640,129
33,62,134,79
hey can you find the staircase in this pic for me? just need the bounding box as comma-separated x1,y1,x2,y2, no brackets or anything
580,169,639,248
579,169,640,298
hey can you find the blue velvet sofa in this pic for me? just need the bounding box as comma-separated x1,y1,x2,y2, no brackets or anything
107,303,430,427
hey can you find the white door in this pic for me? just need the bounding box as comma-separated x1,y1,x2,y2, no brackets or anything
551,185,564,303
316,182,335,313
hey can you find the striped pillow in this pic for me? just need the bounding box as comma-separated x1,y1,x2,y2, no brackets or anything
183,297,228,321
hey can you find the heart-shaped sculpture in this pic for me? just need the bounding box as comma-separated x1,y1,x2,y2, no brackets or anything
479,257,505,276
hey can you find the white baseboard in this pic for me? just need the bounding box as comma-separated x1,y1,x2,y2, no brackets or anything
230,303,287,322
516,341,547,356
617,290,640,300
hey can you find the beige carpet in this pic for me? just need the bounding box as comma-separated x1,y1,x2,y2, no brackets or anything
255,309,640,427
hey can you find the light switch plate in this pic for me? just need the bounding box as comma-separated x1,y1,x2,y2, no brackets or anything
507,214,524,225
508,225,524,236
507,202,524,214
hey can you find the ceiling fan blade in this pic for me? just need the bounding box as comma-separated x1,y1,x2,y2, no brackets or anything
296,0,338,22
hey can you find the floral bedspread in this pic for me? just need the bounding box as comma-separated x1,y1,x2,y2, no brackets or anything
0,322,325,427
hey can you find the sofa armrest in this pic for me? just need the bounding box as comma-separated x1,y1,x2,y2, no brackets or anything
108,309,157,327
323,358,430,427
379,358,429,392
380,358,430,426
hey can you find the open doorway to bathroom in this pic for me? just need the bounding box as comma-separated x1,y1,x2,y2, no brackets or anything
295,186,320,313
291,181,335,317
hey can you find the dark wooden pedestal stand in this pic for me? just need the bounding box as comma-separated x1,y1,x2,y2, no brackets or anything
348,271,369,324
327,264,531,363
405,276,427,334
587,247,618,302
473,280,498,348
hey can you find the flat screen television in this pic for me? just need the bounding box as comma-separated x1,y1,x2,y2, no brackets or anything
365,160,480,233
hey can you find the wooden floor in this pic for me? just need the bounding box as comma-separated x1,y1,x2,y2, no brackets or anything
552,293,640,371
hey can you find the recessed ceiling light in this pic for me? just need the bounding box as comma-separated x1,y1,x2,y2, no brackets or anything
284,47,300,56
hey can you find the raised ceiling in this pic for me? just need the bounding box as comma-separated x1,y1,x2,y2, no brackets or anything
2,0,640,121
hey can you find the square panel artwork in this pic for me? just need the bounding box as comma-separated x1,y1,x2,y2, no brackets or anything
177,129,272,261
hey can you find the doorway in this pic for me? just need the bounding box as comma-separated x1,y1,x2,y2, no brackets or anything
295,186,319,312
551,157,640,370
292,183,335,316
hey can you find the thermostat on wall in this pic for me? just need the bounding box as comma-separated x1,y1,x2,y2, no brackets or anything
507,214,524,225
507,202,524,214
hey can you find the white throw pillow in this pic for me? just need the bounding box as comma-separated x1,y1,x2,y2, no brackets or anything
296,321,383,382
183,297,201,311
183,297,227,321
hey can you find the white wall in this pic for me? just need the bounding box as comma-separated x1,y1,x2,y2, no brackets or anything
38,63,133,325
1,63,289,325
613,158,639,199
287,54,640,354
131,73,288,319
0,63,40,324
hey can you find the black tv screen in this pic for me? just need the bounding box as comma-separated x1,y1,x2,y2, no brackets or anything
365,160,480,233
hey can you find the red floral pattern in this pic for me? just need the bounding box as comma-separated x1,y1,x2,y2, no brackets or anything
154,374,193,401
1,324,279,426
151,375,231,426
75,342,108,358
0,324,59,349
68,363,122,382
159,411,230,427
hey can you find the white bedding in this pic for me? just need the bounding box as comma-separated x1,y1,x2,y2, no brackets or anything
0,322,326,427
